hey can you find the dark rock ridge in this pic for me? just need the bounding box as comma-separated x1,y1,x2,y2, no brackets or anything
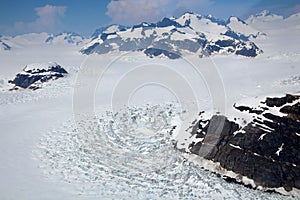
144,48,181,59
188,94,300,195
0,39,11,50
8,62,68,90
81,12,263,59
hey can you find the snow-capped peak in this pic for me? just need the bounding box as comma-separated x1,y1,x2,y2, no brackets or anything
226,16,262,38
181,11,201,19
246,10,284,24
91,25,128,39
227,16,246,24
204,14,226,25
257,10,271,17
175,12,201,26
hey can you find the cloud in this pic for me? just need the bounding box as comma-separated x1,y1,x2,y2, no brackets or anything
31,4,66,31
8,4,66,34
106,0,215,25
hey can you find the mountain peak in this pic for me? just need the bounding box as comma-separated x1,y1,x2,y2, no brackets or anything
156,17,183,28
257,10,271,17
203,14,226,25
177,12,201,20
227,16,244,23
253,9,284,19
206,14,213,18
91,24,128,39
246,10,284,24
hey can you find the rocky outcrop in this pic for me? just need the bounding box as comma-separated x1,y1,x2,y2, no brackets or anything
8,62,68,90
265,94,298,107
144,48,181,59
187,94,300,195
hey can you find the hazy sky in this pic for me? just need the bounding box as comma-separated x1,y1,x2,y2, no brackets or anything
0,0,299,36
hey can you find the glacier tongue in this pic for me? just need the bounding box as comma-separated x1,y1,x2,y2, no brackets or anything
35,104,290,199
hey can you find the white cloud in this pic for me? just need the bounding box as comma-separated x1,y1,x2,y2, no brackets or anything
106,0,215,25
31,4,66,31
8,5,66,34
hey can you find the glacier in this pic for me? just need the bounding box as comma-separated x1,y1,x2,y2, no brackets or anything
0,10,299,199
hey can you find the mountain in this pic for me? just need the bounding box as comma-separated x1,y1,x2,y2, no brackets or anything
246,10,284,24
284,12,300,27
9,32,50,46
226,16,265,39
81,12,263,59
0,32,86,49
245,10,300,53
45,32,86,45
246,10,300,31
8,62,68,90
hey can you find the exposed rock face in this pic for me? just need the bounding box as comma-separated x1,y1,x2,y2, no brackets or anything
265,94,298,107
0,39,11,50
144,48,181,59
188,94,300,195
8,62,68,90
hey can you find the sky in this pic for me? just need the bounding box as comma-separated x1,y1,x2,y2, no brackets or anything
0,0,299,36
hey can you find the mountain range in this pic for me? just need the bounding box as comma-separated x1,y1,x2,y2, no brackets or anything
0,10,299,59
81,12,264,58
0,32,87,49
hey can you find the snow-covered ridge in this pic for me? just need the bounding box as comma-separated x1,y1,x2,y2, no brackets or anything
81,12,263,59
0,32,86,49
246,10,300,25
246,9,284,24
45,32,86,45
22,62,62,73
91,24,128,39
226,16,265,38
